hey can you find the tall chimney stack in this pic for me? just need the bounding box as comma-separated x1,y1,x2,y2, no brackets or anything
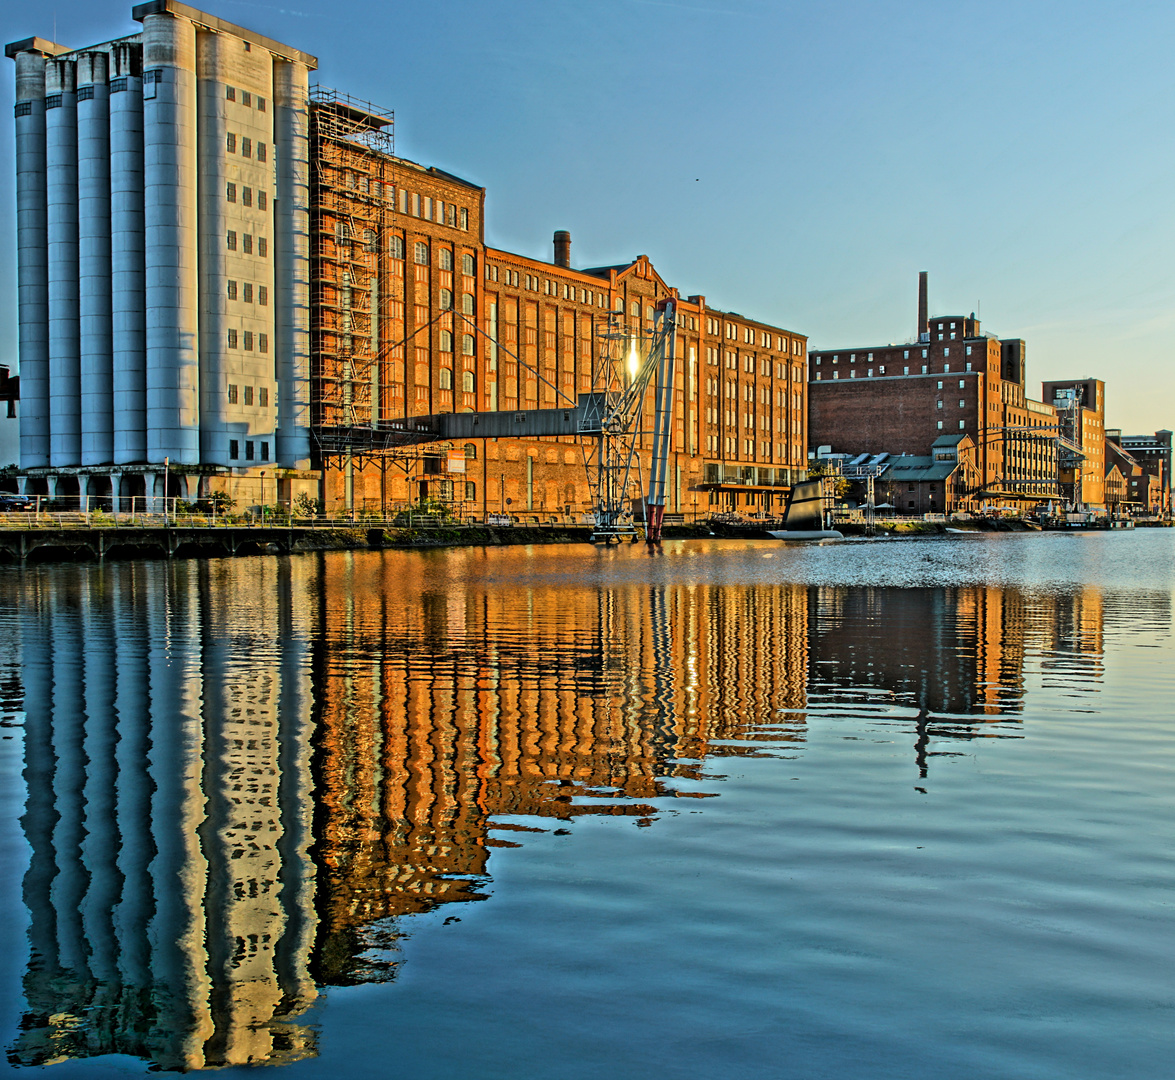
918,271,929,342
553,230,571,268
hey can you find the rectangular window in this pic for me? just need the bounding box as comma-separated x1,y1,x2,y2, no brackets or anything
242,187,252,207
259,333,268,354
257,97,266,112
460,207,469,230
258,190,267,210
226,182,236,202
228,384,238,404
243,331,254,351
244,385,254,405
245,441,254,460
227,329,238,348
243,283,253,303
424,196,433,220
259,387,269,407
261,441,269,461
258,237,267,257
921,365,928,374
258,285,267,306
227,230,237,250
937,421,943,430
959,420,965,430
226,86,236,101
256,142,266,162
412,192,421,216
241,137,252,158
243,234,253,254
241,90,251,107
227,280,238,300
229,439,239,459
226,132,236,153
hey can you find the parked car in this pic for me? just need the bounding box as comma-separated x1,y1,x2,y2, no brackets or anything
0,493,36,512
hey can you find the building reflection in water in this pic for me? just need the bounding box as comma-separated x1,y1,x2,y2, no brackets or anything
5,550,1145,1071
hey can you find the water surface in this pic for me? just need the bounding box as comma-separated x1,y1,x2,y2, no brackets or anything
1,531,1172,1078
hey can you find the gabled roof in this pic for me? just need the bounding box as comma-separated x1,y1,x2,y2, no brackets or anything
880,455,959,483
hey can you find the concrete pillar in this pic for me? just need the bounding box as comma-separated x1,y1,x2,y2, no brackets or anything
46,56,81,466
77,51,114,465
13,49,51,467
142,12,200,465
274,59,311,469
110,42,148,464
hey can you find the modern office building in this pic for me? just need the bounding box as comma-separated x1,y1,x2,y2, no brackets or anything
8,1,809,516
7,1,319,507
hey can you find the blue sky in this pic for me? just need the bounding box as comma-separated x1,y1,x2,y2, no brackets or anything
2,0,1173,432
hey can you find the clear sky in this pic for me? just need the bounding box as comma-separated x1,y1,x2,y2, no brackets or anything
2,0,1173,432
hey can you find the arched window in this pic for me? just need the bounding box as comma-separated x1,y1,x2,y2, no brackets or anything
414,241,429,265
462,370,475,393
613,296,623,311
461,334,475,356
439,367,453,389
439,289,453,310
629,301,639,317
462,253,475,276
461,293,475,315
463,442,477,460
439,330,453,352
439,248,453,271
389,236,404,259
465,481,476,501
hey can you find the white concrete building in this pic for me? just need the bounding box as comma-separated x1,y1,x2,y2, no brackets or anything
7,1,317,507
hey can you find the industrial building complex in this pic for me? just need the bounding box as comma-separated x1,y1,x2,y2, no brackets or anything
3,3,1167,523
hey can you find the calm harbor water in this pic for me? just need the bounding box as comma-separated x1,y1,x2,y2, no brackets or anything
0,531,1172,1078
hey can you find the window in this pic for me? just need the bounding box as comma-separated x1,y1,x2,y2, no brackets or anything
465,481,476,501
390,236,404,259
440,289,453,310
258,238,267,258
226,182,236,202
460,207,469,230
259,387,268,407
227,280,238,300
647,306,655,321
462,253,475,276
966,345,972,356
228,384,238,404
260,441,269,461
959,420,965,430
959,379,965,388
243,331,254,351
463,370,475,392
937,400,943,409
937,421,943,430
461,293,475,315
630,302,639,317
411,193,421,217
958,399,965,408
259,333,268,354
227,329,238,348
227,230,237,250
243,283,253,303
241,90,251,107
943,362,949,373
227,132,236,153
259,285,268,306
244,385,254,405
226,86,236,102
462,333,475,355
903,350,909,359
440,330,453,352
439,367,453,389
242,186,252,207
921,365,928,374
258,190,267,211
439,248,453,271
243,234,253,254
257,142,266,162
241,137,251,158
415,242,429,265
903,366,909,375
944,348,950,357
257,97,265,112
937,381,943,389
245,441,254,461
230,439,239,459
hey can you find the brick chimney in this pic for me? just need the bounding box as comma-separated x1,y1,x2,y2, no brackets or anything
554,230,571,268
918,271,929,343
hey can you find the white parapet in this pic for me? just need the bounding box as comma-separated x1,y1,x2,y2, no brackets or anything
274,58,311,470
14,50,50,468
110,41,147,464
77,50,114,466
46,56,81,467
142,12,200,465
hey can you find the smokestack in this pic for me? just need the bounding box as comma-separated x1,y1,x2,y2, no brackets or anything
918,271,928,342
553,230,571,268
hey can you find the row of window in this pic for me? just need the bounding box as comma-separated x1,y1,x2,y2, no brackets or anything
227,384,269,407
226,231,267,256
813,361,974,379
226,133,267,161
225,86,266,111
438,331,476,355
226,329,269,352
228,439,269,461
226,184,267,210
327,171,472,231
817,343,977,364
436,369,477,391
227,281,267,304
